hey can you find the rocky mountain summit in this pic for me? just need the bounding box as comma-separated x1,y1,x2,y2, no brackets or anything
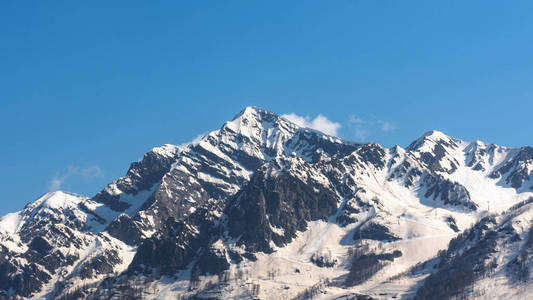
1,107,532,299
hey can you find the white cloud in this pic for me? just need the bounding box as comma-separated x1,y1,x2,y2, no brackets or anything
48,165,103,191
282,113,308,128
282,113,341,137
309,115,342,137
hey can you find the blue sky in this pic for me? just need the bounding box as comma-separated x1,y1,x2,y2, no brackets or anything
1,1,533,215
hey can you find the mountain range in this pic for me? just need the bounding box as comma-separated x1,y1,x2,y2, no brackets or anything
1,107,532,300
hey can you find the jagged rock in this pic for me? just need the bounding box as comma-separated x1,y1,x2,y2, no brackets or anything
490,146,533,188
337,194,370,227
407,131,462,174
423,174,477,210
93,146,180,212
128,206,218,276
194,247,230,276
28,236,52,255
79,250,122,279
106,214,143,245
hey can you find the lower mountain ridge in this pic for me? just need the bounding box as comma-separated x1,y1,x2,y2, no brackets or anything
1,107,533,300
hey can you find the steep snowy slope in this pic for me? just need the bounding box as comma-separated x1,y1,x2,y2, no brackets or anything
1,107,532,299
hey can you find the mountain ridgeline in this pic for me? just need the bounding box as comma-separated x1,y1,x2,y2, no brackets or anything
1,107,533,299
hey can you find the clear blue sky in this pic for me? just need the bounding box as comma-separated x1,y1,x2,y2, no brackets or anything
1,1,533,215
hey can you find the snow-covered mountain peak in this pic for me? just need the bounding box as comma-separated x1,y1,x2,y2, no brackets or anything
33,191,86,210
404,130,465,174
223,106,297,137
422,129,450,139
232,106,273,120
407,130,461,152
150,144,180,157
462,139,511,172
3,191,88,230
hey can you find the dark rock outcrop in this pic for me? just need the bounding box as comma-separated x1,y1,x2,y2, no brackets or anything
423,174,477,210
79,250,122,279
194,247,230,276
354,222,400,242
128,205,220,276
93,147,179,211
490,146,533,189
227,167,339,253
106,214,143,246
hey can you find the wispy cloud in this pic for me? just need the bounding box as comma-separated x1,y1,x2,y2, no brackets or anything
178,133,207,148
282,113,341,137
48,178,63,191
347,114,397,141
48,165,103,191
348,115,364,124
378,120,396,132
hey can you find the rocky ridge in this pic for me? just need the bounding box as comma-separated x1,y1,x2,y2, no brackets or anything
1,107,532,299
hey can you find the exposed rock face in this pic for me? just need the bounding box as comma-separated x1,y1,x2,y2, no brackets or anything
227,166,339,253
93,145,180,211
490,146,533,189
406,130,462,174
28,236,52,256
0,261,51,298
79,250,122,280
0,192,113,298
106,214,143,246
194,246,230,276
423,174,477,210
128,205,220,276
336,194,368,227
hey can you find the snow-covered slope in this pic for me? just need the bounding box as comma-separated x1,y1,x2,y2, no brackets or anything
1,107,532,300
